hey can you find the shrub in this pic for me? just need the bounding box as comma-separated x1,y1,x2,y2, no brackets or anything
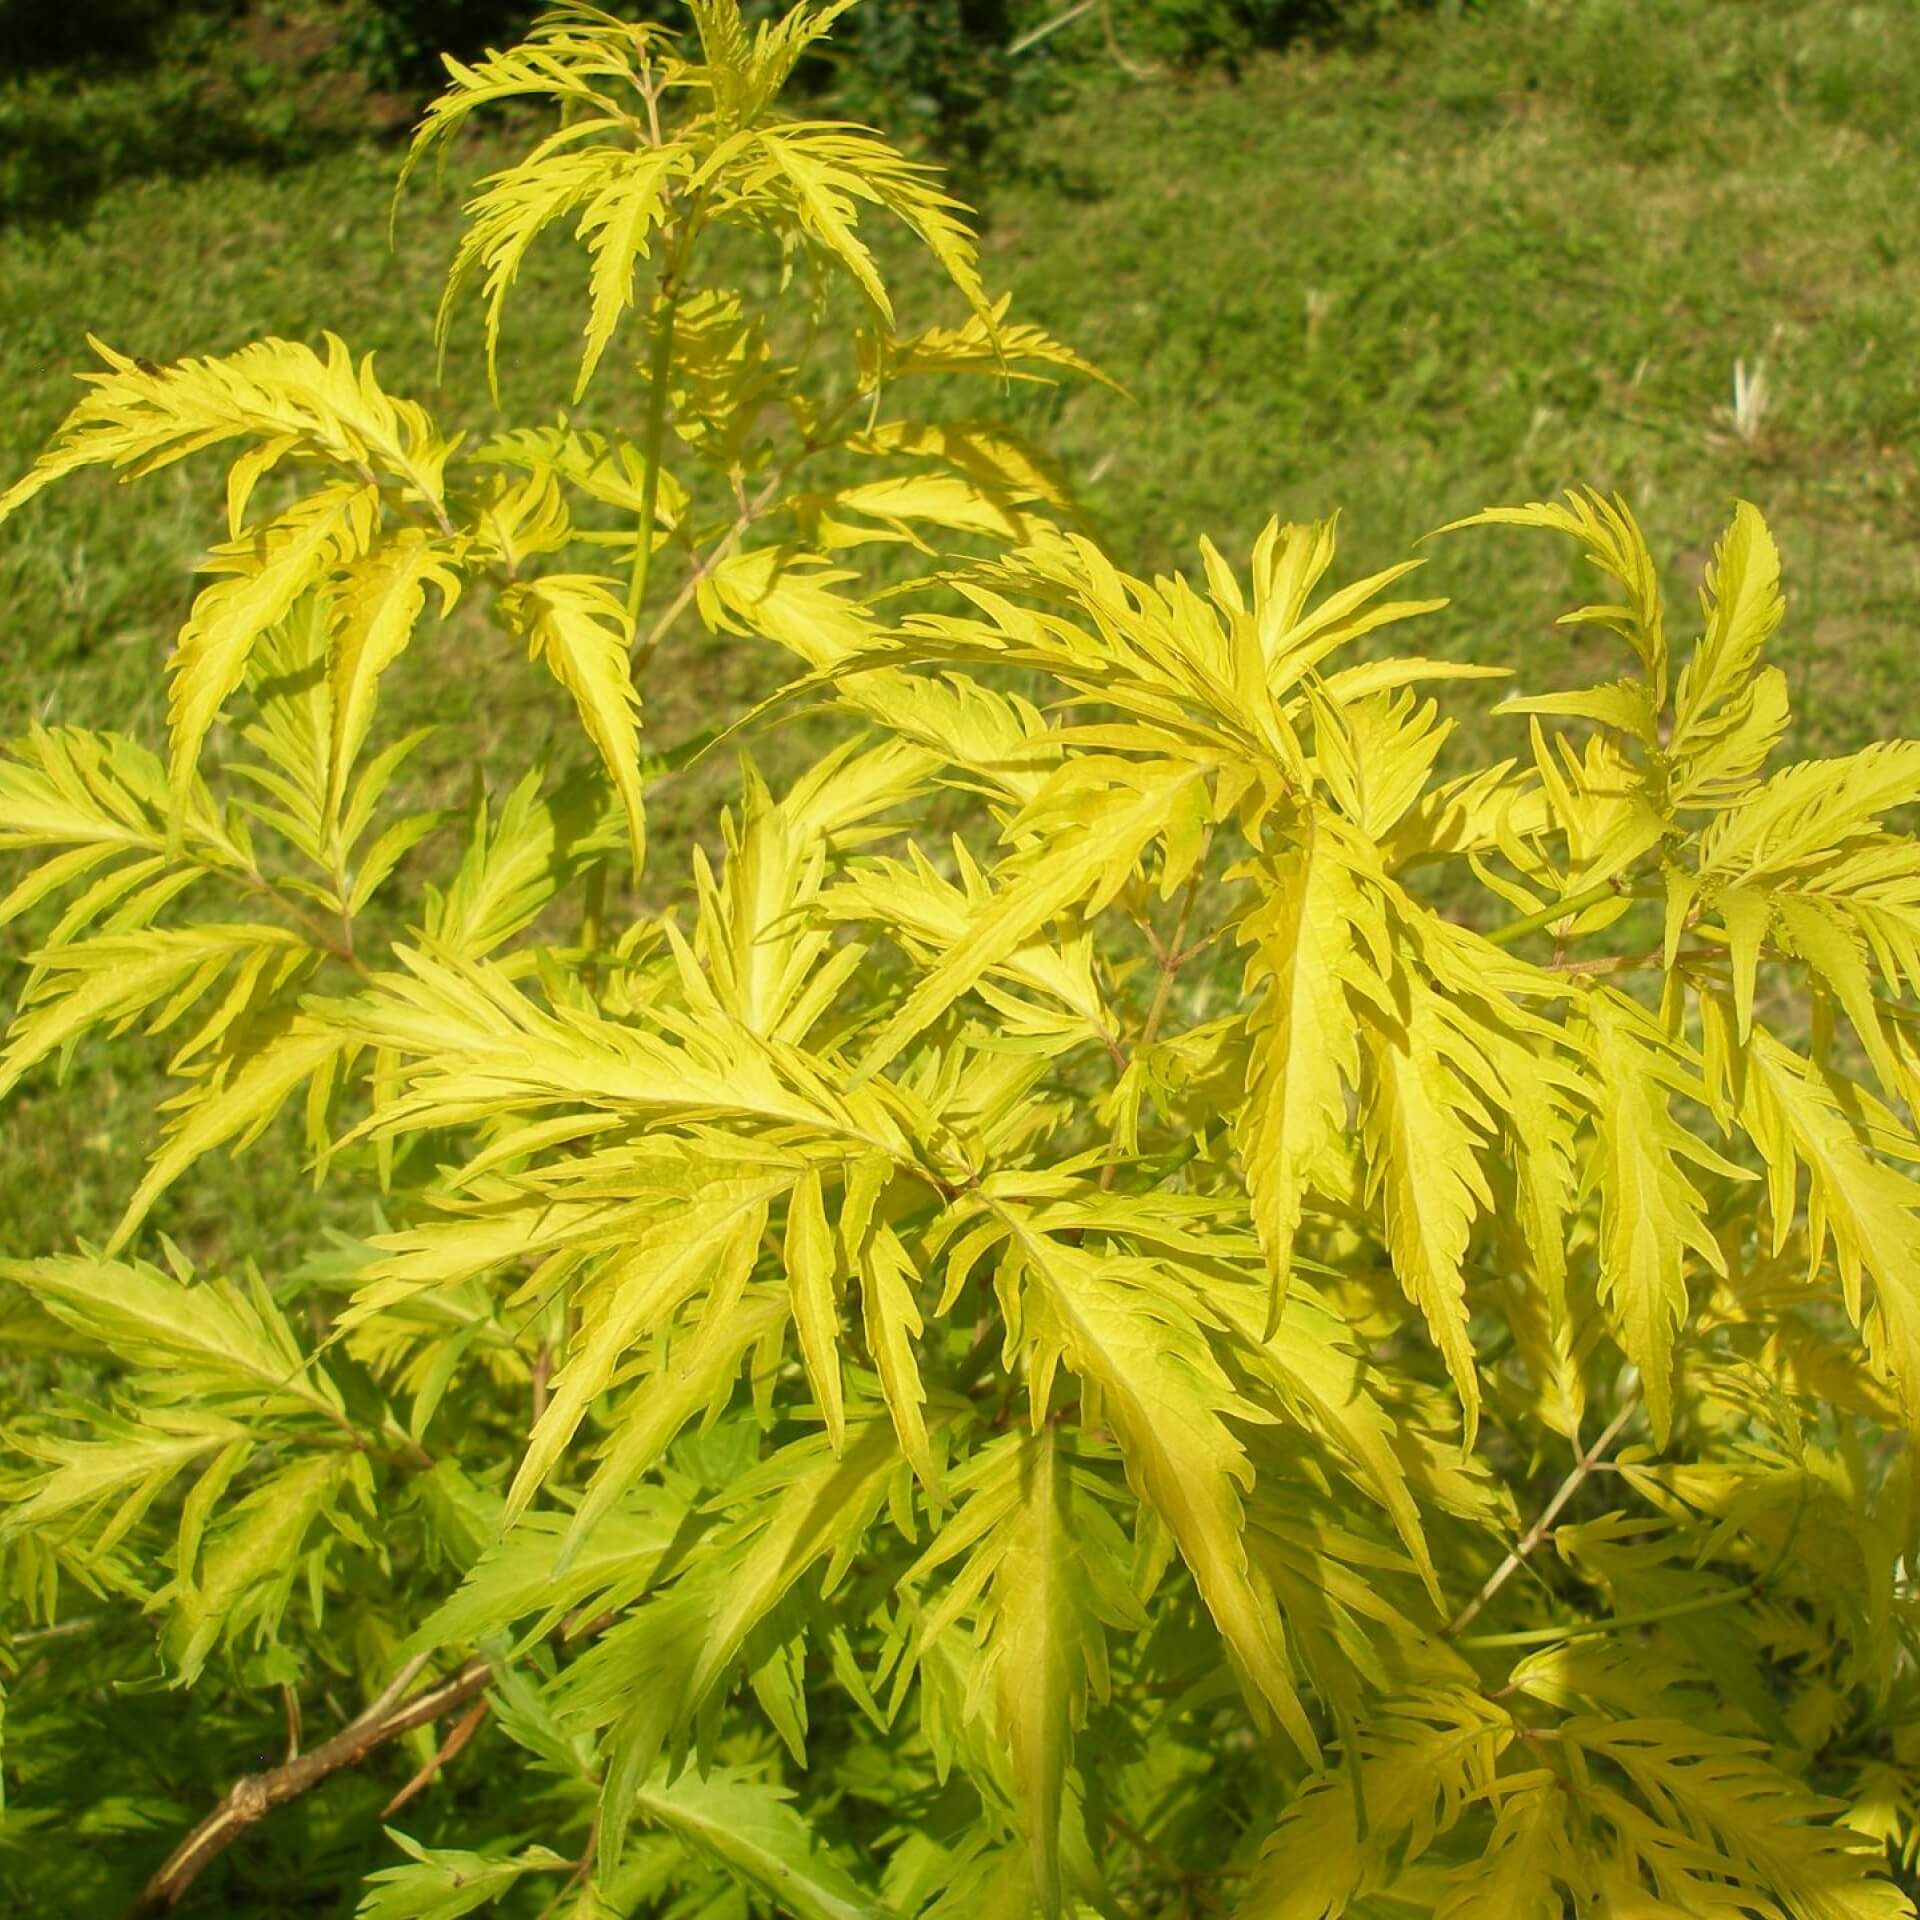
332,0,542,88
330,1,1458,151
0,0,239,72
3,3,1920,1915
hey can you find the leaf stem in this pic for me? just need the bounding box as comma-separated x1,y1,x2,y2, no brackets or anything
627,387,866,667
1445,1390,1640,1638
1542,943,1724,979
1098,847,1209,1194
1457,1583,1755,1649
631,465,781,666
1484,875,1629,948
627,278,682,625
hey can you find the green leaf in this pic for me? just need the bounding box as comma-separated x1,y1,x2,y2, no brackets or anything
357,1832,572,1920
632,1763,892,1920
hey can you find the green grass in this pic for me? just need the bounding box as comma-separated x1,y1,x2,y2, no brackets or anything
2,0,1918,1266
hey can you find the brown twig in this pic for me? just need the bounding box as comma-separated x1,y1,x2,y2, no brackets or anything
1444,1391,1642,1640
1106,1811,1238,1916
129,1652,489,1914
531,1342,553,1424
380,1696,490,1819
534,1818,602,1920
133,1598,617,1914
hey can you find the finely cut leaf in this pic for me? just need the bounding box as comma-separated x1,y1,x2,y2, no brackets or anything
167,483,378,825
1585,989,1747,1444
327,531,465,815
1234,814,1380,1333
631,1764,891,1920
499,575,647,873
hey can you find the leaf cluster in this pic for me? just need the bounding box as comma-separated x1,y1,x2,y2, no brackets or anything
3,5,1920,1918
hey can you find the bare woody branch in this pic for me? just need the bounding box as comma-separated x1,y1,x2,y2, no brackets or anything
129,1652,492,1915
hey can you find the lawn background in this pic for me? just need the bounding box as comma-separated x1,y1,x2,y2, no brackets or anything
4,0,1917,1256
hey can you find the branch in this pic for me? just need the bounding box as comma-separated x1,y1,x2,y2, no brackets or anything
626,385,869,671
630,466,784,668
1444,1391,1641,1640
380,1696,491,1818
1457,1582,1756,1649
627,273,684,625
129,1652,489,1914
1483,875,1630,949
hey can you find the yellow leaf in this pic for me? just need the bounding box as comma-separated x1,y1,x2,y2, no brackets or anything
1012,1226,1318,1761
0,924,311,1101
859,1223,936,1491
1670,500,1784,763
166,483,378,829
574,146,687,399
1360,962,1493,1444
1433,1774,1578,1920
110,1018,353,1255
1240,1690,1512,1918
1432,487,1669,705
851,760,1206,1085
1584,988,1748,1445
326,531,465,817
700,546,883,667
1701,740,1920,880
499,574,646,874
0,333,454,530
1740,1025,1920,1429
861,293,1118,394
168,1453,353,1684
506,1177,781,1527
1232,812,1382,1333
786,1164,846,1450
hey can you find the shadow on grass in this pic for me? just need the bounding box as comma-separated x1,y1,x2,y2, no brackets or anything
0,0,412,230
0,92,384,229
